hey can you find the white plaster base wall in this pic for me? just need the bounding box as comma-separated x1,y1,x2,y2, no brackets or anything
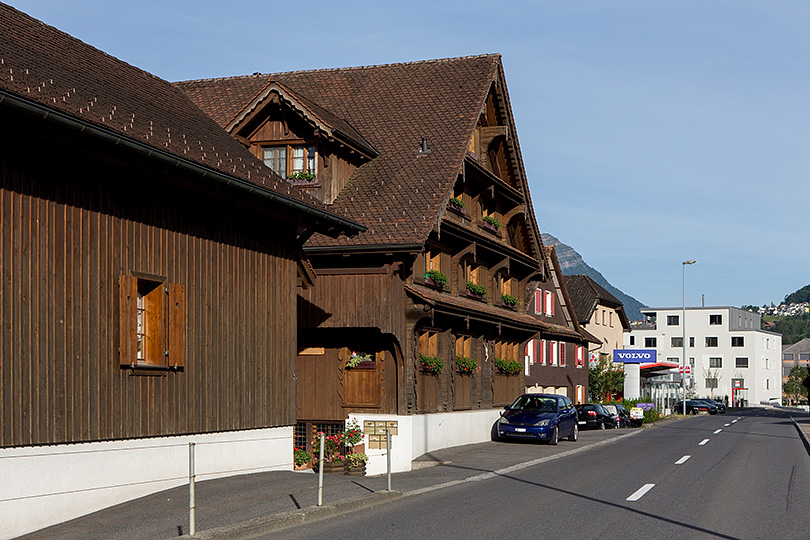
0,426,293,540
348,410,501,477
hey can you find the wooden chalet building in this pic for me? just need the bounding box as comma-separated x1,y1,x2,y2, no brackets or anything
0,5,362,537
179,55,592,472
524,246,596,403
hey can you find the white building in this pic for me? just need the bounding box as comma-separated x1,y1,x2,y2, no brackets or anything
627,306,781,406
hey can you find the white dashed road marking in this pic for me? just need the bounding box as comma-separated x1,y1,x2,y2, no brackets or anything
713,429,722,434
627,484,655,501
699,439,710,446
675,455,691,465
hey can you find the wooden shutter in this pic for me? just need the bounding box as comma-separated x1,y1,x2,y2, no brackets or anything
559,343,566,367
168,283,186,368
143,285,165,366
551,292,556,316
535,289,542,314
119,275,137,366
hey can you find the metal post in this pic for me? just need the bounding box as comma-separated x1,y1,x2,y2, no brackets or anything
386,429,392,492
317,433,325,506
189,442,196,537
682,259,695,415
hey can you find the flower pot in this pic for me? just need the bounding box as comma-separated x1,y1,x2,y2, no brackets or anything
313,460,345,474
346,463,367,476
466,290,484,301
482,221,499,234
294,462,312,471
424,277,444,290
448,202,466,215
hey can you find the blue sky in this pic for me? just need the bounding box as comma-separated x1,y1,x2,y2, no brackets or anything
8,0,810,310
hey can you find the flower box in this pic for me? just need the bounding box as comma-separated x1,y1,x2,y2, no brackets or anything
424,270,448,289
482,221,499,234
448,199,466,215
424,276,444,289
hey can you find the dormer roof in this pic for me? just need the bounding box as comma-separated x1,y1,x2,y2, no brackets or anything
225,80,378,159
177,55,543,254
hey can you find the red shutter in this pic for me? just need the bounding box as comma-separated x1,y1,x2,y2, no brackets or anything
535,289,542,314
560,343,566,366
551,292,556,316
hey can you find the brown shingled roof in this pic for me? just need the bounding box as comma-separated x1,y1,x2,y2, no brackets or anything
0,2,361,234
564,274,630,332
176,55,503,249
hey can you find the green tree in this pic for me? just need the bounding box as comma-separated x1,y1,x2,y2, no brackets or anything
783,365,808,405
785,284,810,304
588,354,626,402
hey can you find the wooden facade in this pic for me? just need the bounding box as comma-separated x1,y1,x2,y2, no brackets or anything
178,54,592,430
0,106,349,447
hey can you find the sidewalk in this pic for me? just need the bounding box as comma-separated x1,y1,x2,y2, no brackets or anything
18,427,640,540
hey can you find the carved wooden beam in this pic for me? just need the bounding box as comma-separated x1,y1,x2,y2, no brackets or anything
452,242,477,265
489,256,511,277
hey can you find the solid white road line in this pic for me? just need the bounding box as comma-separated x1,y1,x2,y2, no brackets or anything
699,439,710,446
627,483,655,501
713,429,722,434
675,455,691,465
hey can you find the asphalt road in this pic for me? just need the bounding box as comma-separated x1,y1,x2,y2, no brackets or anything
273,409,810,540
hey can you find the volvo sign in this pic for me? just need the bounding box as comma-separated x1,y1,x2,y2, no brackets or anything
613,349,656,364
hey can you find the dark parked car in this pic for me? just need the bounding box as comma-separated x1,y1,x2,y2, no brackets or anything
700,398,726,414
673,400,718,415
497,394,579,445
575,403,617,430
603,403,633,427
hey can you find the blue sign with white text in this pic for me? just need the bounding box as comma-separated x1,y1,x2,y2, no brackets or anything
613,349,656,364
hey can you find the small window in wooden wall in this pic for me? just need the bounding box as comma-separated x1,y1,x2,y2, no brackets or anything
120,275,185,369
262,143,316,181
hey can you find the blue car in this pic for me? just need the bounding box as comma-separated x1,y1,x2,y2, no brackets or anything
497,393,579,445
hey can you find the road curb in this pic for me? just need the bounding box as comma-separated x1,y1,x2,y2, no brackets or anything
179,490,403,540
790,416,810,456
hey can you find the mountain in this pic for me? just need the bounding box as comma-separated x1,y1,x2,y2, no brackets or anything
542,233,647,321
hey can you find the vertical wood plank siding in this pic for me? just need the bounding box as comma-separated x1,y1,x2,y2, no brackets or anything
0,147,300,448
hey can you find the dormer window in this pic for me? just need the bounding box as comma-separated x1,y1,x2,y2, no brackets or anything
262,144,316,181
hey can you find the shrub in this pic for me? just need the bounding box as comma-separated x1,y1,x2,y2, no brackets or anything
455,355,478,374
425,269,448,287
501,294,518,306
494,357,521,375
466,281,487,296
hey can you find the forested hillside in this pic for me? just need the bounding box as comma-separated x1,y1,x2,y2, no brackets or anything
785,285,810,304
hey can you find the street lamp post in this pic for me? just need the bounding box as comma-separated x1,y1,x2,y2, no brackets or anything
682,259,696,415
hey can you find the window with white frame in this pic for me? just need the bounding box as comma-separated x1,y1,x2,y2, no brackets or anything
667,315,679,326
671,337,683,348
709,314,722,325
549,340,558,366
735,357,749,368
263,144,316,181
705,336,718,347
731,336,744,347
709,357,722,368
645,337,657,348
